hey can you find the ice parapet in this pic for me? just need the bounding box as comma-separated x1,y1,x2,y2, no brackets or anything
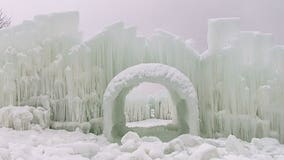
207,17,240,51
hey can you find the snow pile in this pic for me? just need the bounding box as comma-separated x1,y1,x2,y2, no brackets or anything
0,106,32,130
58,142,100,158
0,128,283,160
0,128,102,160
97,131,284,160
0,106,49,130
120,131,142,152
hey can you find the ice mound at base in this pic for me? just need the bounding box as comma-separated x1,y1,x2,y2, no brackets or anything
50,117,103,134
0,106,50,130
0,105,104,134
50,121,91,134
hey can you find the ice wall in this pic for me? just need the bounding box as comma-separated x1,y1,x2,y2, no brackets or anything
0,12,199,130
0,12,283,143
199,18,284,142
0,12,103,123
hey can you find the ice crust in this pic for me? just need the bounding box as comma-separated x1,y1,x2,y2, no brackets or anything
0,12,283,143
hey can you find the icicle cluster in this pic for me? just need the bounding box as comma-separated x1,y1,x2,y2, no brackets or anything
0,12,104,123
124,84,175,122
0,12,283,142
199,18,284,142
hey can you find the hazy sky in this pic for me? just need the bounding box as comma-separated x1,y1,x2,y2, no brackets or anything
1,0,284,51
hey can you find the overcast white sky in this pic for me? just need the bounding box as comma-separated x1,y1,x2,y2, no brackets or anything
1,0,284,51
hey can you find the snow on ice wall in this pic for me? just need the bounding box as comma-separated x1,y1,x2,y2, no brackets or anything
0,12,283,142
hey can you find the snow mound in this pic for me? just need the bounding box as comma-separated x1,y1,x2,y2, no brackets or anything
0,106,49,130
226,135,250,155
58,141,100,158
189,143,219,160
120,131,142,152
178,134,202,147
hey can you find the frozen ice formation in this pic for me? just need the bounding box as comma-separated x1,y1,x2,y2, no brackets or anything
0,106,50,130
0,11,284,143
102,63,198,142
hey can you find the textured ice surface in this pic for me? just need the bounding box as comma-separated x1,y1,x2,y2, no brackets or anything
0,12,284,143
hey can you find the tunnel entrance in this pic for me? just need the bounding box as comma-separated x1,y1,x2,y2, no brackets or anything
124,82,178,141
102,63,199,142
125,82,175,128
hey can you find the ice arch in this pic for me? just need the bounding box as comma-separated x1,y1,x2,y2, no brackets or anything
102,63,199,142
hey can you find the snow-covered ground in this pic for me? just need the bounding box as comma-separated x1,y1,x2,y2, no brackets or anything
0,127,284,160
126,119,172,128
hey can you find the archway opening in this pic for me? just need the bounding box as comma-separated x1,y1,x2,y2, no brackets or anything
124,82,177,136
103,63,199,142
125,82,176,127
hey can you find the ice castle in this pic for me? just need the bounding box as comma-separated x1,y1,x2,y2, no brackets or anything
0,12,283,143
